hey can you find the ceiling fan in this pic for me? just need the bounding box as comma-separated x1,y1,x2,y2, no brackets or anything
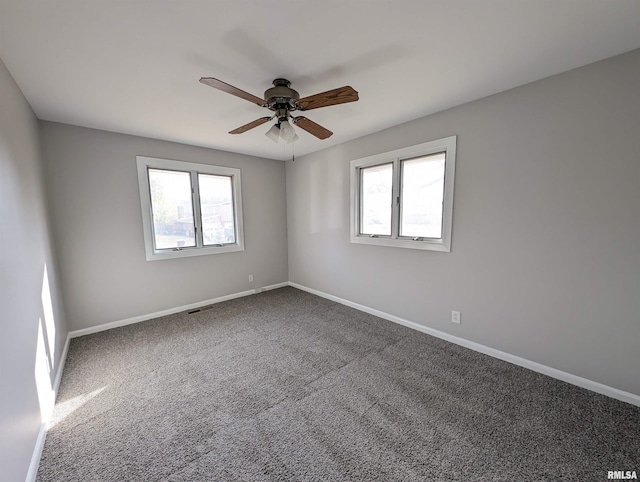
199,77,359,143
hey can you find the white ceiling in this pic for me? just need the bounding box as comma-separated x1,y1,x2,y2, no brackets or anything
1,1,639,161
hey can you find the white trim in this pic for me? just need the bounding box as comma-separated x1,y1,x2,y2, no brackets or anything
26,334,71,482
258,282,290,291
288,282,640,407
28,282,290,480
25,423,47,482
26,280,639,480
53,335,71,394
350,136,456,252
135,156,245,261
69,282,289,338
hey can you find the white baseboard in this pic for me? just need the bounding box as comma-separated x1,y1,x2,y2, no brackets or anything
25,423,47,482
26,279,639,480
288,282,640,407
26,333,71,482
69,282,289,338
53,335,71,394
28,282,288,480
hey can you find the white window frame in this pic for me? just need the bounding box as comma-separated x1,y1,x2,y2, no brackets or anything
136,156,245,261
350,136,456,252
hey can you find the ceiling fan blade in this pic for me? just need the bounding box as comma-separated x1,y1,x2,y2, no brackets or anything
199,77,265,106
229,116,272,134
297,86,359,111
294,117,333,140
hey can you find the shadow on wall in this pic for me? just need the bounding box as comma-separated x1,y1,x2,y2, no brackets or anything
309,155,345,234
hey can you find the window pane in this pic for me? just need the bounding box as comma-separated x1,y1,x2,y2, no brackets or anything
198,174,235,245
360,163,393,236
148,169,196,249
400,153,446,238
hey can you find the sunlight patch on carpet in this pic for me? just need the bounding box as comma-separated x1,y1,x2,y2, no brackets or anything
49,386,107,428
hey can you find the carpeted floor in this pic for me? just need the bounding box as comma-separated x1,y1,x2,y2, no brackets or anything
37,287,639,481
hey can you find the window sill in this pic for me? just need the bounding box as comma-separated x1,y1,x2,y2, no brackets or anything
350,235,450,252
145,243,244,261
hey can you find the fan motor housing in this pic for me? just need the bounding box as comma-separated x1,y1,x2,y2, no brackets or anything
264,78,299,110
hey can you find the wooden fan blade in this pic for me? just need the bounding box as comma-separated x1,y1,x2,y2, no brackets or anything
199,77,265,106
229,117,272,134
294,117,333,140
297,86,359,111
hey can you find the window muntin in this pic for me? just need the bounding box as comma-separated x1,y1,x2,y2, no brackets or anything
350,136,456,252
136,156,244,260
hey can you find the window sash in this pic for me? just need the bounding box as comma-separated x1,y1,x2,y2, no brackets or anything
356,153,446,240
350,136,456,252
148,168,197,251
137,156,244,261
398,152,446,240
358,162,394,237
197,173,236,247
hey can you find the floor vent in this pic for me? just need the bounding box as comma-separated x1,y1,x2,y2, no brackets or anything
188,304,218,315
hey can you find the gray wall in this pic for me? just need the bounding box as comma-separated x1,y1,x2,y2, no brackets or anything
286,49,640,396
0,60,68,480
40,123,288,331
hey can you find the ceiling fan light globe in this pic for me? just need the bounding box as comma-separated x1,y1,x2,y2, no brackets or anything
279,120,297,143
265,124,281,143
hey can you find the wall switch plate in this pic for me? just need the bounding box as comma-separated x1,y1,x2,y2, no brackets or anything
248,275,254,282
451,311,461,324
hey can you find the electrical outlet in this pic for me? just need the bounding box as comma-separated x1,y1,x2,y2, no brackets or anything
451,311,461,324
248,275,254,282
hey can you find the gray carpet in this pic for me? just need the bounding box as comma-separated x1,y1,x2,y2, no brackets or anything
37,287,639,481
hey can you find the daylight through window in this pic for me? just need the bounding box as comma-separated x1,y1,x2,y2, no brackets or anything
350,136,456,251
137,156,244,260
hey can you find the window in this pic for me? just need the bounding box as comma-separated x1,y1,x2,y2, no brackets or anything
350,136,456,251
136,156,244,260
